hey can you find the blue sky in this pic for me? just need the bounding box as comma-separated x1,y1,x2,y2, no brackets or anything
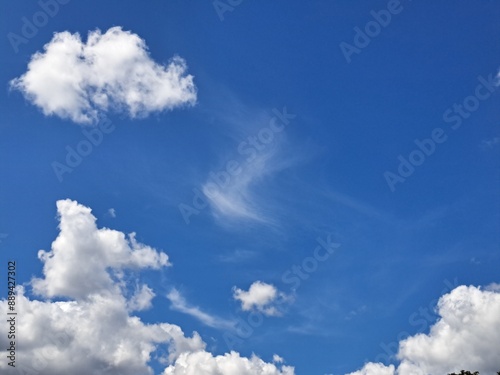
1,1,500,374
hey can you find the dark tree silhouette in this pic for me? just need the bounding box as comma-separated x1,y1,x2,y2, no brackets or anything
448,371,500,375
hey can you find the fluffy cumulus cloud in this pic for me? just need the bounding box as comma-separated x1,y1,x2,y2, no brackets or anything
10,27,196,124
32,199,170,300
0,287,205,375
346,363,395,375
347,285,500,375
233,281,290,316
0,200,293,375
163,351,295,375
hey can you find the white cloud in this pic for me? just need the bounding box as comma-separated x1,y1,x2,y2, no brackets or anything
0,287,205,375
397,285,500,374
346,285,500,375
273,354,284,363
163,350,295,375
166,288,234,330
108,208,117,218
233,281,290,316
480,136,500,149
201,145,291,225
485,282,500,292
0,200,292,375
198,104,298,226
345,305,367,320
346,363,395,375
32,199,170,300
10,27,196,124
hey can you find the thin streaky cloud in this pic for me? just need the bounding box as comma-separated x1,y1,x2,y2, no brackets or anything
217,249,257,263
167,288,235,330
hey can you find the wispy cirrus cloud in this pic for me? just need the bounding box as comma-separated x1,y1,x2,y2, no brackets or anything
217,248,257,263
202,151,276,224
167,288,235,330
199,105,297,227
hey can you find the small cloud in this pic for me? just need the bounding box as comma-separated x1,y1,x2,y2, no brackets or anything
470,257,481,265
485,282,500,292
273,354,284,364
10,27,196,124
233,281,291,317
0,233,7,243
345,305,367,320
107,208,116,218
480,137,500,149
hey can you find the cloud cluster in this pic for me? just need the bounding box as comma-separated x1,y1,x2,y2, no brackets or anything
10,27,196,124
0,200,293,375
347,285,500,375
0,287,205,375
233,281,290,316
